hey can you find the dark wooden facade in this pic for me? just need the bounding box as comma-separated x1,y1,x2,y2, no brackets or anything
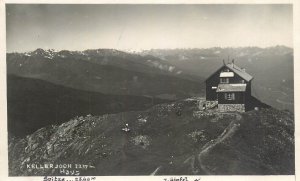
217,92,245,104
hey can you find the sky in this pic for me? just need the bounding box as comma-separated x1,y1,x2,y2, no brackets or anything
6,4,293,52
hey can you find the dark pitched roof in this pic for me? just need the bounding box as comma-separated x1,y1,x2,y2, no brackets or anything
216,83,247,92
225,63,253,82
205,63,253,82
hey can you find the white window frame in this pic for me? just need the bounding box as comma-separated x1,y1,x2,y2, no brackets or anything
220,77,229,83
225,93,235,100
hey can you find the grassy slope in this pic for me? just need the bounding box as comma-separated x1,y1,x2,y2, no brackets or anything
7,75,169,138
9,98,294,176
7,53,204,98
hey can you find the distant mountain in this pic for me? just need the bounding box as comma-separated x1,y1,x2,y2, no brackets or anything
8,48,196,79
7,75,169,138
9,98,294,176
141,46,293,61
7,49,204,99
141,46,294,111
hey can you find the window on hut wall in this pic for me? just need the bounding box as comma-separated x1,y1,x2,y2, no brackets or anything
225,93,235,100
220,77,229,83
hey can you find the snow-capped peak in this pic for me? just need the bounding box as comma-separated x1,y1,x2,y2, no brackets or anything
27,48,57,59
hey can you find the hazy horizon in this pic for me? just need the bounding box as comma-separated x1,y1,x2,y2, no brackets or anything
6,4,293,52
6,45,293,54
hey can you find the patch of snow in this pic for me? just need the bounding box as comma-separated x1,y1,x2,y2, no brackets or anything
158,64,164,70
179,55,187,60
79,51,86,56
168,66,175,72
122,127,130,132
44,55,54,59
176,70,182,75
138,117,147,123
44,56,51,59
237,52,248,57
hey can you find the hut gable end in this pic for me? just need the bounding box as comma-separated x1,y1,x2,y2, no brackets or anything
206,64,253,83
205,62,253,112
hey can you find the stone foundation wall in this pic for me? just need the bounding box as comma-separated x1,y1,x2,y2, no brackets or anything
218,104,245,112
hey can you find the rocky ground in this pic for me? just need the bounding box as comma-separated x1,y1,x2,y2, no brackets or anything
8,98,294,176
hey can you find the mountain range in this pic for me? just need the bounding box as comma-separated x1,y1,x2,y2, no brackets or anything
7,46,294,137
7,48,203,98
141,46,294,111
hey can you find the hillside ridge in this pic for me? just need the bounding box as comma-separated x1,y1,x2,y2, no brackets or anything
9,98,294,176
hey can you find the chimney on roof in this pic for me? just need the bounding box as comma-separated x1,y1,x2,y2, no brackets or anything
242,68,246,72
227,55,229,64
